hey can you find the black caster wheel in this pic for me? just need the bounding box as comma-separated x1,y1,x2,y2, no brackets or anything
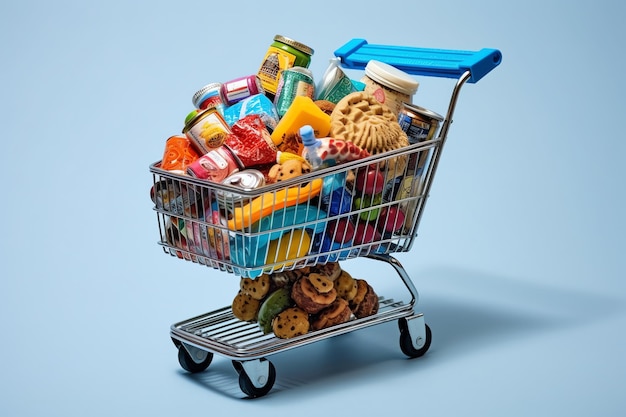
177,345,213,373
232,359,276,398
399,318,432,358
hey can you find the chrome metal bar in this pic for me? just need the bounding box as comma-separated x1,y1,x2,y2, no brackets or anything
170,293,415,360
366,253,419,307
405,70,473,247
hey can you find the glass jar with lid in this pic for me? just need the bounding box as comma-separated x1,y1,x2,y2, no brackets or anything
361,60,419,116
257,35,314,99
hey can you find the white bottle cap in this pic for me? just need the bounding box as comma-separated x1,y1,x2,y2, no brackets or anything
364,60,419,96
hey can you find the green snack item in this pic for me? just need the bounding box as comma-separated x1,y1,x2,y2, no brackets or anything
354,193,383,221
257,287,293,334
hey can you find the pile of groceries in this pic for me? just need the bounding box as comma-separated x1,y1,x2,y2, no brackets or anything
151,35,445,277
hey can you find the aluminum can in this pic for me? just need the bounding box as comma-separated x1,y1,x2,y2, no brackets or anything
222,169,266,190
216,169,266,213
186,145,243,183
396,103,444,232
316,58,356,104
192,83,226,114
398,102,444,144
182,107,232,154
150,180,200,216
221,75,265,106
398,102,443,173
274,67,315,117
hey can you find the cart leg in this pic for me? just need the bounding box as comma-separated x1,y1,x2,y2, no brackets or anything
366,253,419,307
398,313,432,358
232,358,276,398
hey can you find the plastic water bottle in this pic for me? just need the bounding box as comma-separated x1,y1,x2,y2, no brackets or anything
299,125,323,170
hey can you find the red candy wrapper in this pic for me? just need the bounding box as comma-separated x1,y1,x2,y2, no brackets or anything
224,115,278,167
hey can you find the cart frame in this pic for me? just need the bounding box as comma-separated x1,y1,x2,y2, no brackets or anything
150,39,501,397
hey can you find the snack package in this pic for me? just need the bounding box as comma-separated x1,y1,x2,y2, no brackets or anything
223,94,280,131
224,115,278,167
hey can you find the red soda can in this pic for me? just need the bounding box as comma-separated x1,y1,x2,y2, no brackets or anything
186,145,243,183
192,83,226,114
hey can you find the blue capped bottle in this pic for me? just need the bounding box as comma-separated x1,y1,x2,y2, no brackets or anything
299,125,351,216
299,124,324,170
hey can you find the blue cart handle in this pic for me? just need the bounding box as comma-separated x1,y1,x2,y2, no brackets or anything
334,39,502,84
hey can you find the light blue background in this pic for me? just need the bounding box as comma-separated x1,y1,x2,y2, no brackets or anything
1,0,624,415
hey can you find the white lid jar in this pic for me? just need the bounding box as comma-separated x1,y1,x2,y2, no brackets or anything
361,60,419,116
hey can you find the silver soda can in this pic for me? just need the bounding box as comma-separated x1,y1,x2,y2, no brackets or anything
216,169,266,213
316,57,356,104
274,67,315,117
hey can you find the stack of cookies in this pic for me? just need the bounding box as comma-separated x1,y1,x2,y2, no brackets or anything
231,262,379,339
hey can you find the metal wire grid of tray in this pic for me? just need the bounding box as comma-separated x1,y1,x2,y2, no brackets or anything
171,294,414,360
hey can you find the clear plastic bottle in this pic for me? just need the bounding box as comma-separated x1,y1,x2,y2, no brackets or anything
299,125,323,170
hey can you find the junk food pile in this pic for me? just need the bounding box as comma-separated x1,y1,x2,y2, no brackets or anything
232,262,379,339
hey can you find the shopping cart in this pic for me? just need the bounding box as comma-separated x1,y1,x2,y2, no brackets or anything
149,39,501,397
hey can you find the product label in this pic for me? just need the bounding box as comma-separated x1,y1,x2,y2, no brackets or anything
295,80,314,98
399,113,431,144
199,92,223,110
320,75,355,104
257,46,296,94
204,150,228,169
371,87,386,104
152,181,195,216
363,78,409,116
225,78,253,102
273,68,315,116
194,112,229,150
188,151,229,181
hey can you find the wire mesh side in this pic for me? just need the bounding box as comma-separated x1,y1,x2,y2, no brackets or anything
150,140,440,278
